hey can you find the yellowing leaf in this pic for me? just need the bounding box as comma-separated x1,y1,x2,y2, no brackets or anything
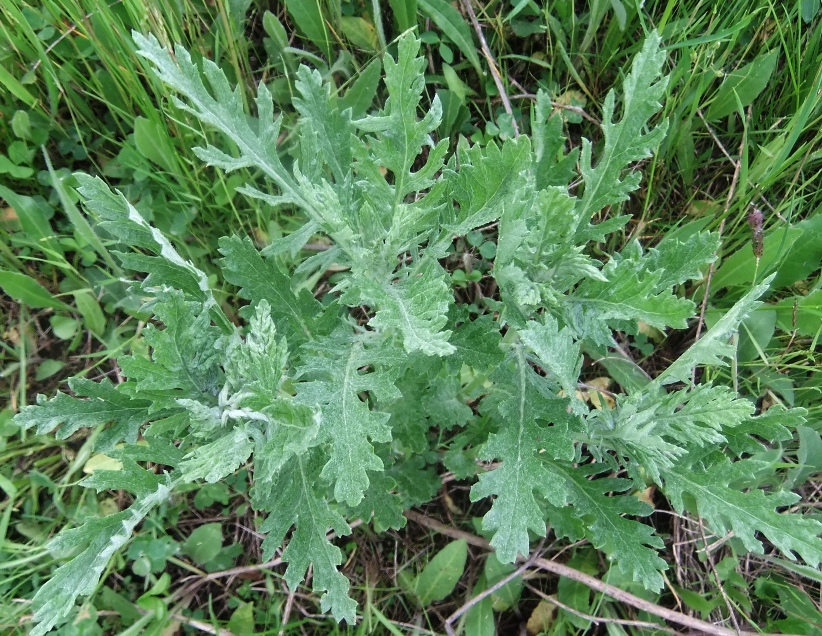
340,16,378,51
527,599,557,635
83,453,124,474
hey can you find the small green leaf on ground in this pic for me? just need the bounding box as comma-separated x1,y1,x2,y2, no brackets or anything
133,116,176,172
50,315,80,340
414,539,468,606
0,271,70,310
341,16,378,51
228,601,256,635
72,290,106,337
773,290,822,337
183,523,224,566
706,48,780,120
34,359,66,381
284,0,333,59
712,226,802,292
0,154,34,178
388,0,418,32
464,574,495,636
418,0,483,73
340,58,382,118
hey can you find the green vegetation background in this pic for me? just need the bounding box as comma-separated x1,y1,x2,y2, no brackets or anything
1,0,820,634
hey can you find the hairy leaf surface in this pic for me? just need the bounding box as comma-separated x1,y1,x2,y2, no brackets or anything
574,31,669,238
471,346,577,562
15,378,152,447
219,236,333,345
28,481,175,636
257,454,356,622
555,464,667,590
665,458,822,567
296,334,400,506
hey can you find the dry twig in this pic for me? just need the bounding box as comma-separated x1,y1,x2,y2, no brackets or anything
526,584,678,634
458,0,519,136
692,106,751,382
443,539,545,636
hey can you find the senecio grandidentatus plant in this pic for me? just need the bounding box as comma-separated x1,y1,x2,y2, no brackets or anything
16,31,821,634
